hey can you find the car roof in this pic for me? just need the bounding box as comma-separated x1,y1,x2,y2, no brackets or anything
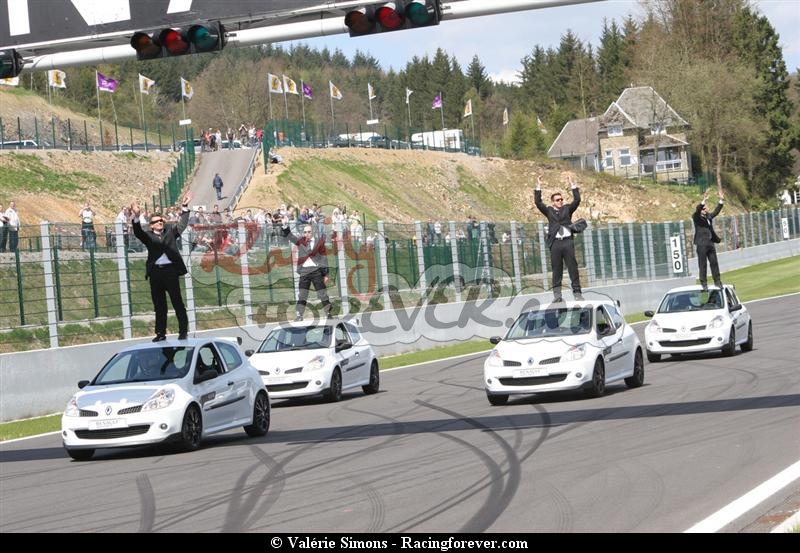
121,337,241,352
521,300,619,312
276,317,355,329
664,284,733,293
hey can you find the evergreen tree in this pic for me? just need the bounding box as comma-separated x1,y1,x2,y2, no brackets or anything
466,55,492,100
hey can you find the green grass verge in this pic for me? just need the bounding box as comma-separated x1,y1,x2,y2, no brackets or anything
2,255,797,440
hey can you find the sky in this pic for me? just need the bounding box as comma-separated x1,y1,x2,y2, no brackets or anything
288,0,800,83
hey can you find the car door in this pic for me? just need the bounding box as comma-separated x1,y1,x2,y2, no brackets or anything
725,287,749,344
192,343,241,432
344,322,371,385
596,306,626,379
334,323,359,389
215,341,255,422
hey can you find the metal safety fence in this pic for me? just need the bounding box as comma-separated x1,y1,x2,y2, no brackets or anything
1,205,797,351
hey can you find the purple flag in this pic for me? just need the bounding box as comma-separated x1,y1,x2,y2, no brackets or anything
302,82,313,99
432,93,442,110
96,71,118,93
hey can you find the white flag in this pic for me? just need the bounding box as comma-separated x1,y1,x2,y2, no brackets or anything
283,75,298,94
268,73,283,94
502,107,509,126
138,73,155,95
181,77,193,100
0,77,19,86
48,69,66,89
463,99,472,118
329,80,342,100
405,87,413,105
368,83,376,99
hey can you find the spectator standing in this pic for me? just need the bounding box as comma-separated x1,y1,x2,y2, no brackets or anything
534,174,583,302
131,194,192,341
115,206,130,249
79,202,96,250
2,201,17,251
212,173,224,200
692,187,725,291
282,216,332,321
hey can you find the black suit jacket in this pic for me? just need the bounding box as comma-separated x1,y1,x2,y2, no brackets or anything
534,187,581,248
132,208,190,279
692,201,723,246
281,226,329,277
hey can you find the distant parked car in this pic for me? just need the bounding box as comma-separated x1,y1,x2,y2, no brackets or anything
0,139,44,149
367,135,389,149
61,337,270,460
484,299,644,405
643,284,753,361
246,318,380,402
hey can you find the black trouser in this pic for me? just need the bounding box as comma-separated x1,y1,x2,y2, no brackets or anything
696,243,721,287
550,237,581,298
149,264,188,336
297,268,331,316
0,226,7,252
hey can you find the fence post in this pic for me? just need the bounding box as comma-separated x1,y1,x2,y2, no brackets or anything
182,228,197,334
237,222,253,326
337,240,350,316
479,221,492,299
645,223,655,280
584,227,595,287
115,222,132,339
509,221,522,293
41,222,59,348
377,221,391,308
414,221,426,299
609,223,618,281
627,223,638,280
537,222,549,291
449,221,462,302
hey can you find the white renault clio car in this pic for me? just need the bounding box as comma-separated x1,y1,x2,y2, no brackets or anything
61,337,270,461
246,319,380,402
643,284,753,361
484,300,644,405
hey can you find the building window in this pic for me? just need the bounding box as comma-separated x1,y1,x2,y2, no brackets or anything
604,150,614,170
656,148,682,171
619,148,632,167
607,124,623,137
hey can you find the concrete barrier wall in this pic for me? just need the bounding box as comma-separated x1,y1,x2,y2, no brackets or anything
1,238,797,422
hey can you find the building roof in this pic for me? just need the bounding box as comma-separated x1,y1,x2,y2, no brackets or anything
547,117,599,158
599,86,688,130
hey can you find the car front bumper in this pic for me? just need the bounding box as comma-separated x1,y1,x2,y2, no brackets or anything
484,359,596,395
644,327,729,354
61,406,185,449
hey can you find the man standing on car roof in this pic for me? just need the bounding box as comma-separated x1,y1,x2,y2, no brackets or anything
281,216,332,321
131,193,192,341
692,185,725,291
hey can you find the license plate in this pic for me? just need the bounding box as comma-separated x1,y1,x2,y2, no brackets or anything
89,418,127,430
265,376,291,385
514,368,548,378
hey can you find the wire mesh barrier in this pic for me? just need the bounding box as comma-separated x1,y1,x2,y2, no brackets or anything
1,205,797,351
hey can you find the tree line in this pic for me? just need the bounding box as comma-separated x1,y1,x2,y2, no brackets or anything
9,0,799,201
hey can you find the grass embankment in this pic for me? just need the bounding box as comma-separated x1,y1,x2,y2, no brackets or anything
2,255,797,440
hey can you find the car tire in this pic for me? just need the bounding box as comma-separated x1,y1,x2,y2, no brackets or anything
487,392,509,406
722,327,736,357
325,368,343,402
66,448,94,461
179,404,203,452
244,391,270,437
584,358,606,398
741,322,754,352
362,361,380,395
646,350,661,363
625,349,645,388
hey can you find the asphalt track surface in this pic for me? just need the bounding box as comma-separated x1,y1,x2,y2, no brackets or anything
1,295,798,533
188,148,257,213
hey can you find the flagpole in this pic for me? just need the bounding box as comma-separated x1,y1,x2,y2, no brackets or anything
283,83,289,120
330,93,335,134
268,88,273,120
95,70,103,149
47,75,52,105
368,84,373,120
439,91,445,131
300,80,307,137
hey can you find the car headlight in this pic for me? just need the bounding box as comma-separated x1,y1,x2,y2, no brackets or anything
305,355,326,371
563,343,587,361
64,396,80,417
486,349,503,367
648,320,661,333
141,388,175,411
708,315,725,329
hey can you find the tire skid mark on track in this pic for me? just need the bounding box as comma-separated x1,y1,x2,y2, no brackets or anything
136,473,156,533
222,446,286,532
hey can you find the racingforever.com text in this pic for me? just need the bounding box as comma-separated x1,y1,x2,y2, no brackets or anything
269,536,529,551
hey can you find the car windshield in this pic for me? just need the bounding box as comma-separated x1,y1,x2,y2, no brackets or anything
506,307,592,339
258,326,332,352
658,290,723,313
93,347,194,384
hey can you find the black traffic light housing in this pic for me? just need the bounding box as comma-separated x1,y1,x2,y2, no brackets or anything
345,1,441,37
131,21,226,60
0,49,24,79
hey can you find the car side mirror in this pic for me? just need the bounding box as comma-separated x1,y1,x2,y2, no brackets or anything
644,310,654,317
489,336,501,345
196,368,217,382
335,341,352,353
729,304,742,312
78,380,90,389
597,324,612,336
244,349,254,357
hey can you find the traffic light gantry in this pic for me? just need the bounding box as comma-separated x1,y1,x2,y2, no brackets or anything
130,22,226,60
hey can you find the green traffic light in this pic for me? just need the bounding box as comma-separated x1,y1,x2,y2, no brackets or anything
188,25,219,52
406,1,434,25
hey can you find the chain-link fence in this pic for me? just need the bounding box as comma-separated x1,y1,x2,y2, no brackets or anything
1,205,797,351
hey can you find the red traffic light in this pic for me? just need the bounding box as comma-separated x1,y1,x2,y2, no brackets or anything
130,22,225,60
345,1,440,37
159,28,190,56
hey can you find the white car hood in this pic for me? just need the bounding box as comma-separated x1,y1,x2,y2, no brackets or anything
651,310,725,329
76,385,165,407
249,350,326,372
494,336,593,360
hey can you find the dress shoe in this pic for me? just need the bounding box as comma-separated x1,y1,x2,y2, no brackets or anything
294,313,304,322
574,293,585,301
178,333,188,340
152,334,166,342
552,296,564,303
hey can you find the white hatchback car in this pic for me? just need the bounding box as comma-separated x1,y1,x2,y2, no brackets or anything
484,300,644,405
643,284,753,361
246,319,379,402
61,337,270,461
